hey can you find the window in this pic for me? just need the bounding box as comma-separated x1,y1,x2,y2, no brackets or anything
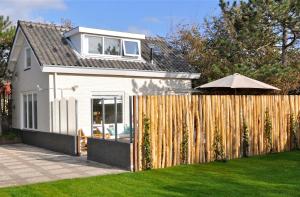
92,97,123,125
92,96,123,138
104,37,121,55
85,35,141,58
25,48,31,68
23,93,37,129
28,95,33,128
123,40,139,56
103,102,123,123
87,36,103,54
23,95,27,128
33,94,37,129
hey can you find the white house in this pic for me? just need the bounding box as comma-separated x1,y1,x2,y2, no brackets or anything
8,21,200,140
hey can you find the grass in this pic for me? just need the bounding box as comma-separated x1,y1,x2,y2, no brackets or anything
0,151,300,197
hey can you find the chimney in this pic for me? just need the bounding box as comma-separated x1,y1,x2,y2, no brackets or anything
150,47,154,64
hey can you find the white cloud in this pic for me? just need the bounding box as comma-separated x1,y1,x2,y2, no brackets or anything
127,26,152,36
0,0,66,23
143,16,161,24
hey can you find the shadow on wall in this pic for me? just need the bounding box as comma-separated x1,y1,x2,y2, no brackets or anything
131,78,189,95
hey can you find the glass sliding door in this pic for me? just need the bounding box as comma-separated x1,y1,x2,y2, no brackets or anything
33,94,38,129
92,96,124,140
22,93,38,130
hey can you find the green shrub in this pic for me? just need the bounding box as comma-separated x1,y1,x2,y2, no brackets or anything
213,126,225,161
181,121,189,164
290,113,299,150
0,132,18,140
264,108,272,153
142,116,152,170
242,119,250,157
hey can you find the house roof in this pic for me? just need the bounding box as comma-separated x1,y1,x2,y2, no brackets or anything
18,21,198,74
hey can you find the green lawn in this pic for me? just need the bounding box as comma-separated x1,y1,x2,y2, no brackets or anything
1,151,299,197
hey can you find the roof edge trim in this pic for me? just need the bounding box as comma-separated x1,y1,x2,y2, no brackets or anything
42,65,200,79
64,26,146,39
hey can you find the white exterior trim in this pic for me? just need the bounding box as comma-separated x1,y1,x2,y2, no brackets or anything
64,26,145,40
122,39,141,58
42,65,200,79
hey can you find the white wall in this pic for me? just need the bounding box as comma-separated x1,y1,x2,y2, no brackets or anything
11,33,50,132
50,74,191,136
69,34,82,54
11,31,193,136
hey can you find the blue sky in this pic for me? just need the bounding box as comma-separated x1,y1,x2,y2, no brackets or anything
1,0,222,36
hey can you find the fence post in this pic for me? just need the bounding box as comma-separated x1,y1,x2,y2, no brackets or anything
133,96,139,171
50,101,53,133
91,99,93,139
66,100,69,135
114,96,118,141
74,99,78,156
58,100,61,134
129,96,133,143
102,99,105,140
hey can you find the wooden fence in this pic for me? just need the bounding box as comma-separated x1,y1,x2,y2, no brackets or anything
132,95,300,171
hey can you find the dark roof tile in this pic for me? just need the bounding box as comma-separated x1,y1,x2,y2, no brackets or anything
18,21,197,73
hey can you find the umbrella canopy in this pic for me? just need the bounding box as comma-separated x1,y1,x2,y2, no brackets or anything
196,73,280,90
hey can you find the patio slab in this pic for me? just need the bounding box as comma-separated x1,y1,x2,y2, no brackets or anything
0,144,126,188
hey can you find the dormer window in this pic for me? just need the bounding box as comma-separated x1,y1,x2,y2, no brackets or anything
66,26,145,59
87,35,103,54
104,37,121,56
82,34,141,59
123,40,140,57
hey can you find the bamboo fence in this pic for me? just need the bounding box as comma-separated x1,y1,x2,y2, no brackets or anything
132,95,300,171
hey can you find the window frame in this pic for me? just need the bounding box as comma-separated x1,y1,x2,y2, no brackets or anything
122,39,140,57
84,34,141,59
25,47,32,69
103,36,122,56
86,35,104,55
92,96,123,125
22,92,38,130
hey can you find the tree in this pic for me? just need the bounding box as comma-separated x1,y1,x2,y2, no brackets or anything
168,0,300,93
60,18,73,29
0,16,15,79
266,0,300,66
219,0,279,66
220,0,300,66
0,16,15,134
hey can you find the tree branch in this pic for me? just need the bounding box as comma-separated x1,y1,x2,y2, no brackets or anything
285,32,297,48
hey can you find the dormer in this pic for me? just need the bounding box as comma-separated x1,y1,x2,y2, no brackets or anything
64,27,145,61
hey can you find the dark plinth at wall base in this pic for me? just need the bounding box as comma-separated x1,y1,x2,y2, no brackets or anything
87,138,132,170
15,129,77,156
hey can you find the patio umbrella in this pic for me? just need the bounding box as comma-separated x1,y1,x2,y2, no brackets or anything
196,73,280,91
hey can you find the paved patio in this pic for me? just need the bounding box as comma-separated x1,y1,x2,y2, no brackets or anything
0,144,126,188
